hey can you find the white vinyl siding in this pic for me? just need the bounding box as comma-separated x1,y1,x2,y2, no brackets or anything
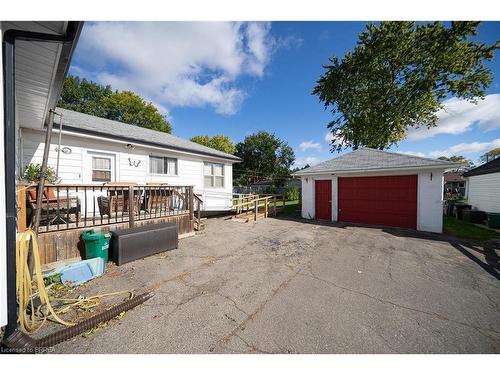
204,162,224,188
467,173,500,212
149,156,177,176
20,128,235,211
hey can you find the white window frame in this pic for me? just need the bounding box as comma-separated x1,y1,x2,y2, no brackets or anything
204,162,224,188
84,151,116,183
91,156,113,182
149,155,178,176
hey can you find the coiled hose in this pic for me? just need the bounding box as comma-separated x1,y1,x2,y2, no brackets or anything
15,229,135,333
3,229,153,351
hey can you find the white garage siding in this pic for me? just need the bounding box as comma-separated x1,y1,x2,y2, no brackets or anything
417,170,444,233
300,169,445,233
467,172,500,213
21,128,235,211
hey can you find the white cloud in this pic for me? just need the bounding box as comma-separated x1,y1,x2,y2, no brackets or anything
74,22,282,115
294,156,322,168
299,140,322,151
324,130,346,146
406,94,500,140
325,132,334,143
428,138,500,158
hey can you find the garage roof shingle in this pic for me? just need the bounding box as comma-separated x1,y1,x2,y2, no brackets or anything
295,148,459,175
54,108,240,161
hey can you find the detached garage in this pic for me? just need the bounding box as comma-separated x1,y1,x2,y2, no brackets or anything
295,148,461,233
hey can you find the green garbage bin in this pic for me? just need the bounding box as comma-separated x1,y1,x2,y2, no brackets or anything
82,229,111,262
486,213,500,229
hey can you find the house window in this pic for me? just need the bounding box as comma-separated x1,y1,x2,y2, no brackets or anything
204,162,224,188
149,156,177,175
92,156,112,182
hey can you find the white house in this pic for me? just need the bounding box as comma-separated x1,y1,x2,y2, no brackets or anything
21,108,240,211
294,148,461,233
463,157,500,213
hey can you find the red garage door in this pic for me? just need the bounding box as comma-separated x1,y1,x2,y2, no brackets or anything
338,175,417,229
315,180,332,220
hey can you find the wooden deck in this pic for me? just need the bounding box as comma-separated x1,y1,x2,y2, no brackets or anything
36,213,194,265
17,183,200,265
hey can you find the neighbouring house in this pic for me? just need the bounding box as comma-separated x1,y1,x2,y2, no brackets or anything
463,157,500,213
21,108,240,212
294,148,462,233
443,171,467,197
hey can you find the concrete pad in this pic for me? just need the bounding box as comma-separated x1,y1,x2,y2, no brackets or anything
43,216,499,353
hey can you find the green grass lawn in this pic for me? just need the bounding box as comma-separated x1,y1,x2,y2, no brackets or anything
271,199,300,215
443,216,500,241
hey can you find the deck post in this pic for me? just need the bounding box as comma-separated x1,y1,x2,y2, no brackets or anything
128,185,135,228
254,198,258,221
189,186,194,221
16,183,27,232
265,197,269,218
197,200,201,224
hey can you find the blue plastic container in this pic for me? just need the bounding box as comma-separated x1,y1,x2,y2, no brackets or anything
54,257,105,286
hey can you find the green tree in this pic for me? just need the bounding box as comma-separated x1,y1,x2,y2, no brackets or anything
479,148,500,163
437,155,474,168
292,164,310,172
190,135,236,154
102,91,172,133
234,131,295,186
58,75,172,133
58,76,112,117
314,22,499,152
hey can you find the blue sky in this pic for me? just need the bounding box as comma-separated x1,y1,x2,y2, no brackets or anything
69,21,500,167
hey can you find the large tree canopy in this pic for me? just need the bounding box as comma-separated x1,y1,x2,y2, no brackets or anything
59,75,172,133
190,135,236,155
314,22,499,152
437,155,474,168
234,131,295,186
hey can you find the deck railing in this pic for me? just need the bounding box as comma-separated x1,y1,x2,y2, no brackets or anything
17,183,195,233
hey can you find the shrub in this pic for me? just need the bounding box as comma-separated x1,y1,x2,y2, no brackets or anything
23,163,60,184
264,185,277,194
284,187,300,201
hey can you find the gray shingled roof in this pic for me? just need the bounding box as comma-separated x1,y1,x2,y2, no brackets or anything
54,108,240,161
295,148,460,175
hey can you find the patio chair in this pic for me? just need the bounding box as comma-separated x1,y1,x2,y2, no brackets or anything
97,188,142,217
27,186,81,226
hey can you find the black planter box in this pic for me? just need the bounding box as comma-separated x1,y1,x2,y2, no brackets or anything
110,223,178,265
462,209,487,224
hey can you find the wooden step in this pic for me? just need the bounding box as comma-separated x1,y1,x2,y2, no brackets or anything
194,221,206,231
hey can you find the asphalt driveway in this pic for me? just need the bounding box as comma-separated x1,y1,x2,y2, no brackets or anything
52,216,500,353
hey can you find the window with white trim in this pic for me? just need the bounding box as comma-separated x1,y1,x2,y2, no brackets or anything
92,156,112,182
204,162,224,188
149,156,177,175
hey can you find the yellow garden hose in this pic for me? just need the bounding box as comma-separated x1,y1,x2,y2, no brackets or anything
16,229,133,334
